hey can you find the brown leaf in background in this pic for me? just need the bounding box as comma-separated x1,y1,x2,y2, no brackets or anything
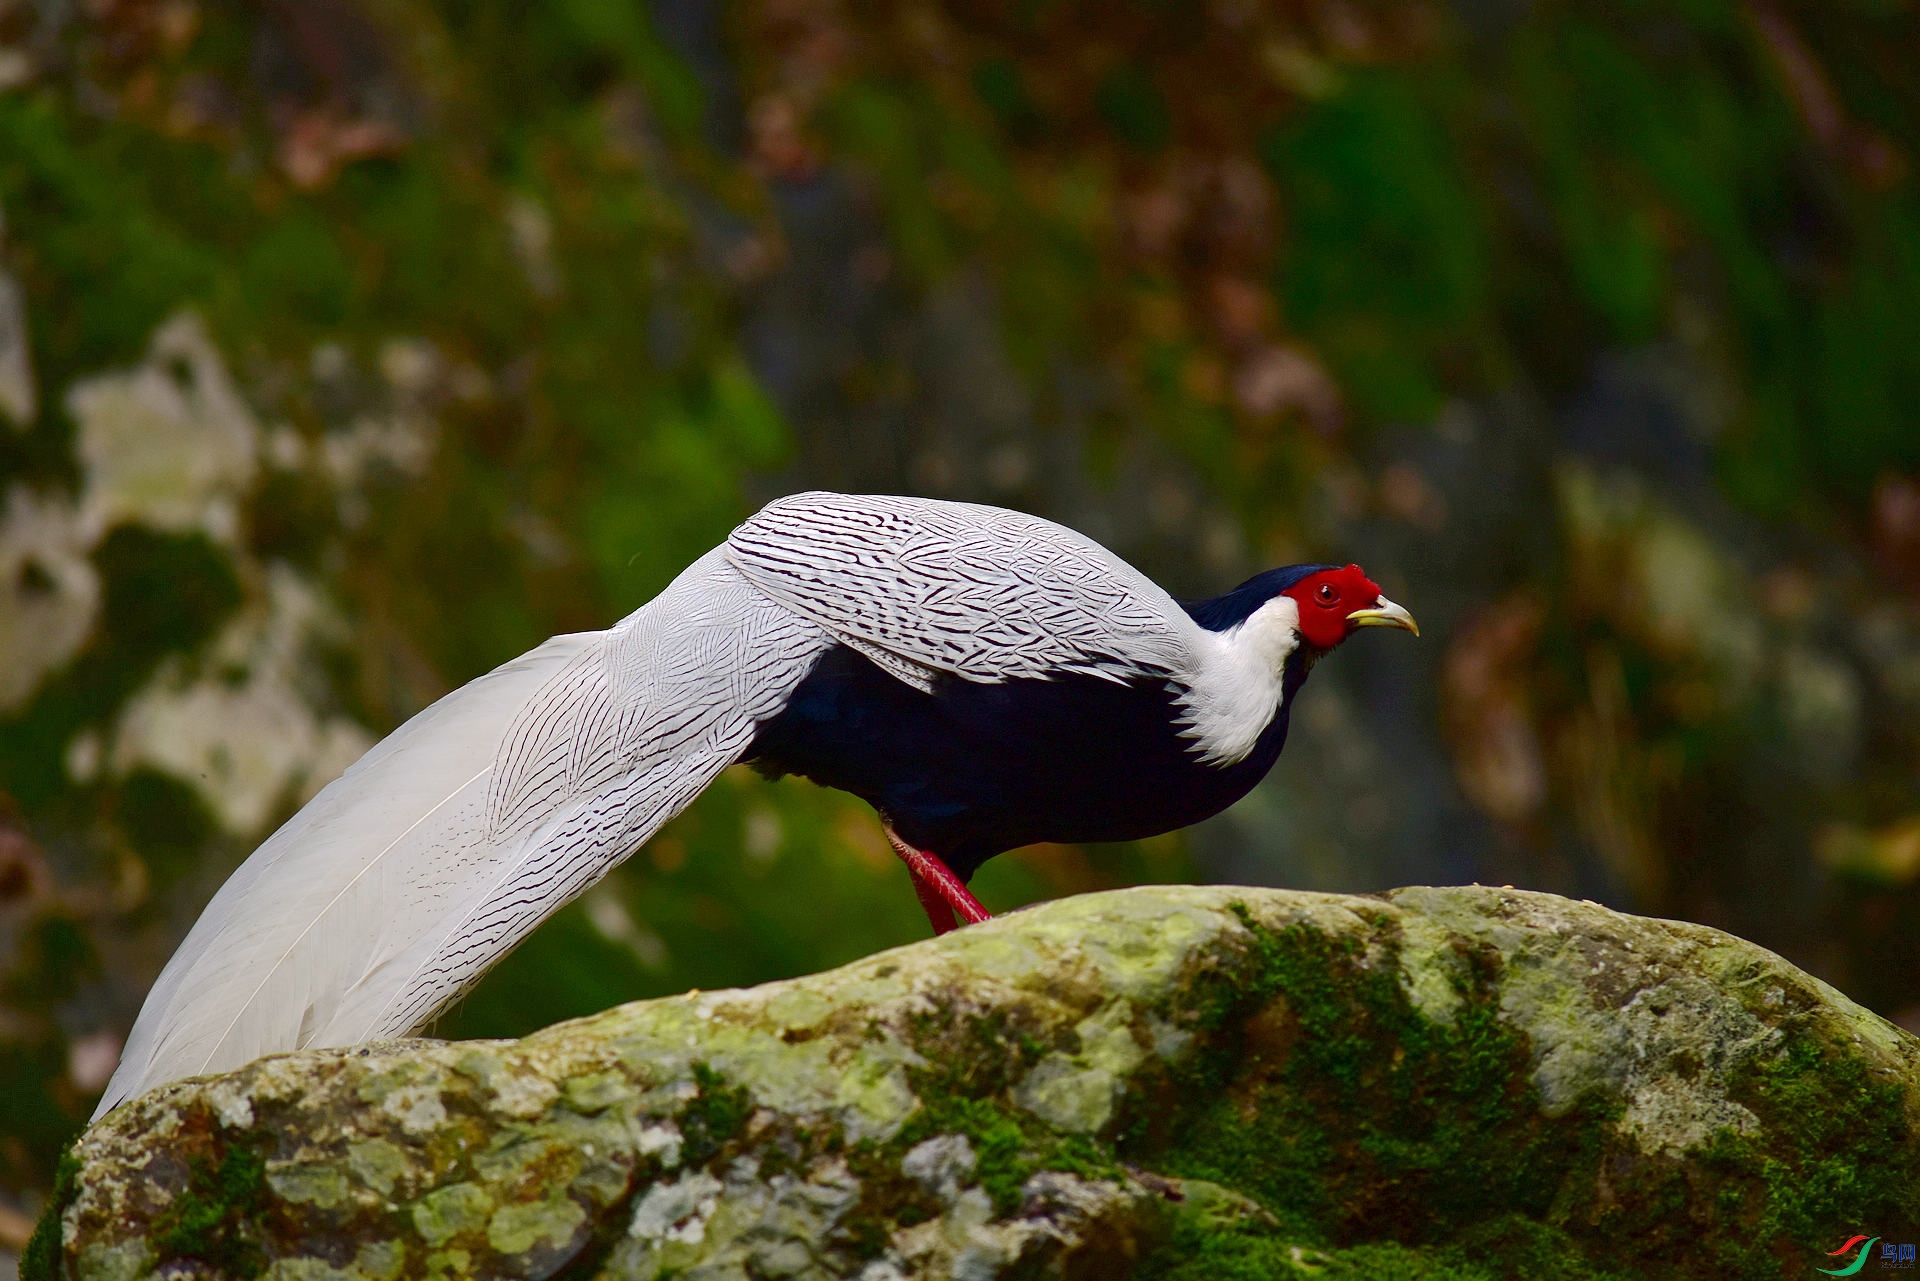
1748,2,1906,189
0,1202,31,1253
1441,593,1549,828
0,796,50,911
1379,462,1448,532
1873,474,1920,594
278,107,407,190
1232,343,1343,434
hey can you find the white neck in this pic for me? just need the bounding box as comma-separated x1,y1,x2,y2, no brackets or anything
1175,595,1304,765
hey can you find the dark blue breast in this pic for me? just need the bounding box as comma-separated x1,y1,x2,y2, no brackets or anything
744,645,1309,880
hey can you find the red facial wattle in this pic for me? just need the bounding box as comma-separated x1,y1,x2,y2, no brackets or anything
1282,564,1388,650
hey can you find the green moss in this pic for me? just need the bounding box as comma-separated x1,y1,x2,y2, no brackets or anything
20,1147,80,1281
893,1092,1120,1213
1137,1218,1305,1281
1143,907,1617,1264
1141,1212,1632,1281
887,1002,1125,1212
150,1141,271,1280
816,1000,1137,1257
1595,1030,1920,1277
1743,1035,1920,1239
1132,905,1920,1278
1136,1181,1412,1281
1434,1215,1627,1279
678,1062,751,1168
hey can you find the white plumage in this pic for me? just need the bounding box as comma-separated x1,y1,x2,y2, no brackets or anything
726,491,1194,687
99,542,827,1117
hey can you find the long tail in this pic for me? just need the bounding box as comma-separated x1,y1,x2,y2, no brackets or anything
95,549,827,1118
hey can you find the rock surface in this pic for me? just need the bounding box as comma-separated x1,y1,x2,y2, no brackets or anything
31,885,1920,1280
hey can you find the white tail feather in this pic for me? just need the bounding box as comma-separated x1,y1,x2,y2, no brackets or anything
96,549,827,1117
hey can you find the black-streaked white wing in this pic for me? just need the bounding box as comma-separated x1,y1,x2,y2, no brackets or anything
724,492,1202,690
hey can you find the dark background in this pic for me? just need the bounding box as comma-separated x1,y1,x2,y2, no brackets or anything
2,0,1918,1258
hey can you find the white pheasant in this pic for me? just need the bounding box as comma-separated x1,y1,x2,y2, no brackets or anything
96,491,1415,1117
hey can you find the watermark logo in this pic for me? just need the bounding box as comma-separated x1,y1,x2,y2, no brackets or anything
1822,1238,1879,1276
1820,1237,1917,1274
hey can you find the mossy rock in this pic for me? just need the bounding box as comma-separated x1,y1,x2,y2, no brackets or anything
35,886,1920,1279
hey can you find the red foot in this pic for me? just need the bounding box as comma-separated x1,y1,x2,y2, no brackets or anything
883,824,991,935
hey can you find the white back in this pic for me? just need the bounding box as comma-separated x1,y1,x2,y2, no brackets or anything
725,492,1202,689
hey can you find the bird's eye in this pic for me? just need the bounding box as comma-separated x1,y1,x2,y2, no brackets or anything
1316,583,1339,605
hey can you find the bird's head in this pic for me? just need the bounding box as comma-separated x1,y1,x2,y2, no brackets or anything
1178,562,1419,763
1184,562,1419,656
1277,563,1419,651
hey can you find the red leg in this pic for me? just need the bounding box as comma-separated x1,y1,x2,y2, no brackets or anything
909,871,960,935
883,824,992,932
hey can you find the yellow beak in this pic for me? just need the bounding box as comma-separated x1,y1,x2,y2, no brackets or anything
1347,595,1419,637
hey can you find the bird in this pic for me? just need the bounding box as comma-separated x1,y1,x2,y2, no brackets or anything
94,491,1416,1117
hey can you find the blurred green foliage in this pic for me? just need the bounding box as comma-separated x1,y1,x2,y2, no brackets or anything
0,0,1918,1252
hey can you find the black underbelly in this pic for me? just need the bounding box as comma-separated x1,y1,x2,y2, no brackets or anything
743,644,1293,879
